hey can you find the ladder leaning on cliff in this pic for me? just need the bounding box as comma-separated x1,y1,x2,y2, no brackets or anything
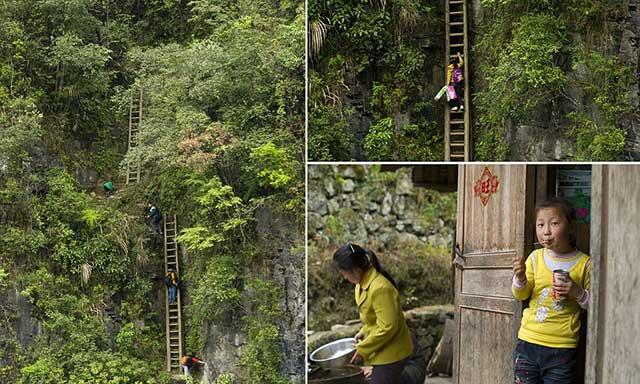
164,215,184,372
123,87,184,372
444,0,471,162
126,87,143,185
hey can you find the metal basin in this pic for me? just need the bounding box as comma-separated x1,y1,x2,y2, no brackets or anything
309,338,357,368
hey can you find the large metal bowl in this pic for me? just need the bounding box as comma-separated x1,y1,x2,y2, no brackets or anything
309,338,357,368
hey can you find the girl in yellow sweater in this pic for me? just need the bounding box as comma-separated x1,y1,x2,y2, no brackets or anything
512,198,591,384
333,243,413,384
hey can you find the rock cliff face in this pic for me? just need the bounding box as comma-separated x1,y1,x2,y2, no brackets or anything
195,202,305,382
1,198,304,383
614,2,640,159
340,13,445,160
0,287,41,365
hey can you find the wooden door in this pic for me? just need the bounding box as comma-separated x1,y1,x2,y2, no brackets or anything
586,165,640,384
453,164,536,383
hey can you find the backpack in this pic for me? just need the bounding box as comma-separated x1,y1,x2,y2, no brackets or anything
452,67,463,84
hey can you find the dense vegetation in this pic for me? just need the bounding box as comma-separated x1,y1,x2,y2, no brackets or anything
308,0,444,161
309,0,638,161
474,0,637,161
0,1,303,383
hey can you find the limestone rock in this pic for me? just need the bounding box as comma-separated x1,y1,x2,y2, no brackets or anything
324,179,337,197
342,179,356,193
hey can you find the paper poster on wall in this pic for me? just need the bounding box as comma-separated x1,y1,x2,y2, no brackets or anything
556,168,591,224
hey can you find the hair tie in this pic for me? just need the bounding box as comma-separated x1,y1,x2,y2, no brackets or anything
349,243,355,253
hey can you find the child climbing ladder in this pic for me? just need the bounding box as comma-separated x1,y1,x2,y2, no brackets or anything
164,215,184,372
122,86,184,373
444,0,471,162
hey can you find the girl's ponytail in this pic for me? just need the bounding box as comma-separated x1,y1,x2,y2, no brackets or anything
365,248,398,289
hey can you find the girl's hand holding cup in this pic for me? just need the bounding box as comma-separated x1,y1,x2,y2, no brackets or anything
552,274,583,300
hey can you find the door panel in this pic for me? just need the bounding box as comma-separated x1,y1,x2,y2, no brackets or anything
459,309,515,383
587,165,640,384
461,269,513,298
453,164,535,384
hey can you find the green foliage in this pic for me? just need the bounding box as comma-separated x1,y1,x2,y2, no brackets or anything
562,50,634,160
240,278,288,384
475,13,567,160
187,255,240,352
364,117,395,160
0,97,43,175
17,267,166,383
249,142,296,190
421,190,457,227
0,268,7,286
309,0,441,161
568,112,627,161
2,1,304,382
20,351,165,384
176,173,249,250
307,70,353,161
213,373,237,384
473,2,634,160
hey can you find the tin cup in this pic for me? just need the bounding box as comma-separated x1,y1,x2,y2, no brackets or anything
552,269,570,301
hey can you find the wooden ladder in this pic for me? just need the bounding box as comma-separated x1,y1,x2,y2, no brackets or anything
164,215,184,372
126,87,143,184
444,0,471,162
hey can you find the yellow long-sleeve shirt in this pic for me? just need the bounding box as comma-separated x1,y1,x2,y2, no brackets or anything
512,248,591,348
355,268,413,365
447,56,464,84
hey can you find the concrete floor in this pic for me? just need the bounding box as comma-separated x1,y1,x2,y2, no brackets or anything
424,376,453,384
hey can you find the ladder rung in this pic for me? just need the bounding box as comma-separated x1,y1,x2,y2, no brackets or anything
449,22,464,26
450,44,464,48
451,143,465,147
450,120,464,124
451,33,464,37
451,131,465,136
450,11,464,15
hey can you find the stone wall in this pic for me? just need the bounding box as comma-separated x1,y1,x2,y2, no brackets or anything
308,165,454,248
308,305,454,366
